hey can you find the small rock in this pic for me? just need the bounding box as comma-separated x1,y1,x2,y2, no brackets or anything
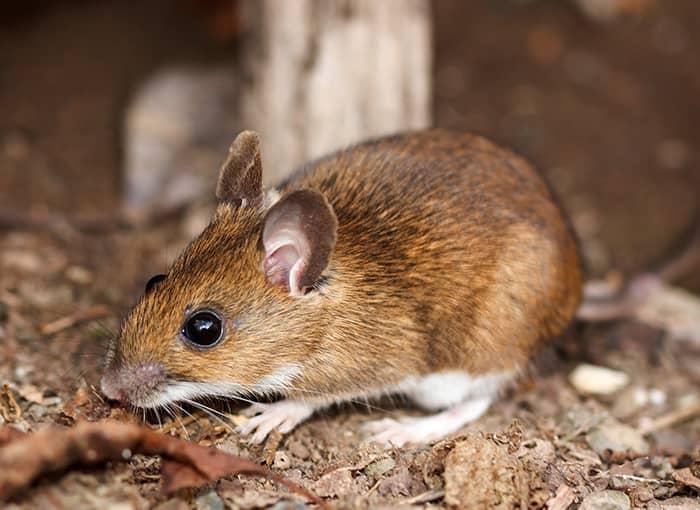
635,284,700,343
195,490,225,510
269,501,307,510
649,497,700,510
546,484,576,510
154,499,190,510
377,465,414,497
273,451,291,470
17,384,45,405
570,364,629,395
444,433,528,509
580,490,631,510
612,386,649,419
363,457,396,478
312,468,354,498
631,487,654,505
672,468,700,492
650,430,694,457
586,417,649,456
287,439,310,460
65,265,93,285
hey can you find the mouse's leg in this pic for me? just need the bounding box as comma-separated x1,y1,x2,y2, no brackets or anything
364,371,510,447
236,399,318,444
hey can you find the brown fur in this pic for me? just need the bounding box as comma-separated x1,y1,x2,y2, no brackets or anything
215,130,263,207
105,129,582,406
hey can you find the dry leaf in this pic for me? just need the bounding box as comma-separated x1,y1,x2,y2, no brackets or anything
0,420,327,508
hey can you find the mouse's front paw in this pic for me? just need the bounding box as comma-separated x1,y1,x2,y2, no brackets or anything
236,400,315,444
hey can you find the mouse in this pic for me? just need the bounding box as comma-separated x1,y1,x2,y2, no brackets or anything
101,128,583,446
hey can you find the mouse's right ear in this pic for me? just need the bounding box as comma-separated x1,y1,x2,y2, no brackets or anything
262,189,338,297
216,130,263,207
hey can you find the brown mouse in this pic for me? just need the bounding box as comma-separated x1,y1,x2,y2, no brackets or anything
101,128,582,446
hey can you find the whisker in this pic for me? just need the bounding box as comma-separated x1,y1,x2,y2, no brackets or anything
182,399,236,435
169,402,191,439
240,382,393,413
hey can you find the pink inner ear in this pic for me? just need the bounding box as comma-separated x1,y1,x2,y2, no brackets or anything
263,244,299,287
262,231,310,296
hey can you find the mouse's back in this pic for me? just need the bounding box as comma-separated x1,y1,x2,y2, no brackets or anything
281,129,582,376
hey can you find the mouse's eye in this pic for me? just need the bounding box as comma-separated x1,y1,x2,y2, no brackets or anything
181,310,223,348
145,274,167,293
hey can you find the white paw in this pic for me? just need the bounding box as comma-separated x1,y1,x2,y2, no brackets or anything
364,416,445,447
364,396,494,447
236,400,315,444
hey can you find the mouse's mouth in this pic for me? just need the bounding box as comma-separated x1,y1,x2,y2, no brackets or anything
136,380,249,409
102,364,303,411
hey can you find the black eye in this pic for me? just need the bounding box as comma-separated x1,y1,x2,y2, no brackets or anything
181,310,223,348
145,274,167,293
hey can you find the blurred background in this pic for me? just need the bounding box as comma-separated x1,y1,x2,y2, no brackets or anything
2,3,700,506
0,0,698,288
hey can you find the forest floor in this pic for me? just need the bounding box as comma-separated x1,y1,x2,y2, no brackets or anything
1,1,700,509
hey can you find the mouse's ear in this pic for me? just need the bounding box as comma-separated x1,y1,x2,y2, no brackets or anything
216,130,263,207
262,189,338,296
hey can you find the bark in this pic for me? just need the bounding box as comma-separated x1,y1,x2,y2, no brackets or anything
239,0,432,184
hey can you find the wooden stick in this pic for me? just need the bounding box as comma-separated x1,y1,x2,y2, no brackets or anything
639,401,700,434
39,305,109,335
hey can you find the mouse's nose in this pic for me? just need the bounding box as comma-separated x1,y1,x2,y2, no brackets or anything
100,363,166,407
100,370,125,402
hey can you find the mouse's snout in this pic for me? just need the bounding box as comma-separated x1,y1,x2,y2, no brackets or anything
100,362,167,407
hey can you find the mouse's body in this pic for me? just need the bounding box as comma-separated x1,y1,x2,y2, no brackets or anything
101,129,582,446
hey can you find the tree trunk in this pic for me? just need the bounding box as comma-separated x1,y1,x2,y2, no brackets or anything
239,0,432,185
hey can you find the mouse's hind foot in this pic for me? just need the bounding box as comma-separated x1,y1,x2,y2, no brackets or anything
363,394,493,447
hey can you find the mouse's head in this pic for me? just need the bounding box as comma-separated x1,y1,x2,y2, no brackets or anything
101,131,338,409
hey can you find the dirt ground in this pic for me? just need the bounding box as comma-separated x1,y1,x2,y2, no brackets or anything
1,1,699,509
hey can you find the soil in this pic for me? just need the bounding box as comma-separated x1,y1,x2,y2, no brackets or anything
1,1,699,509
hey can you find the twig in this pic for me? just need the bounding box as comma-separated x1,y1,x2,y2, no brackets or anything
401,489,445,505
0,386,21,422
39,305,110,335
158,412,200,435
639,401,700,435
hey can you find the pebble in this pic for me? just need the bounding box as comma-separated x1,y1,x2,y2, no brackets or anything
579,490,631,510
363,457,396,478
153,499,189,510
273,451,291,470
648,497,700,510
195,491,225,510
287,439,310,460
569,364,629,395
312,468,354,498
612,386,666,419
586,417,649,456
269,501,307,510
65,265,93,285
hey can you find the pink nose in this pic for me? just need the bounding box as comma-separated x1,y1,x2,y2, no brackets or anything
100,362,166,405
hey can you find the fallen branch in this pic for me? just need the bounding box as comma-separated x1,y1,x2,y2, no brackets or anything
639,401,700,435
39,305,110,335
0,420,327,508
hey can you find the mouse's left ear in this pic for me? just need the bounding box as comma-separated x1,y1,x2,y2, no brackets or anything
216,130,263,207
262,189,338,296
